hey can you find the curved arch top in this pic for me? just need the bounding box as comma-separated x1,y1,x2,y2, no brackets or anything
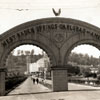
1,17,100,38
0,17,100,67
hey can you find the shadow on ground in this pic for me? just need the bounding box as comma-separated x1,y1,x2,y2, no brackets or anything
7,91,53,96
7,88,100,96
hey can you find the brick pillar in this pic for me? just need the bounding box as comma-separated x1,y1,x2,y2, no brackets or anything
51,66,68,92
0,67,6,96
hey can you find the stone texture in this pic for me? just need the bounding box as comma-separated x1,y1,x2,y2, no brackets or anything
0,71,5,96
51,67,68,92
0,18,100,95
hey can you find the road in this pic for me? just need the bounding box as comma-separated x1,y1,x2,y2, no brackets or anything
0,77,100,100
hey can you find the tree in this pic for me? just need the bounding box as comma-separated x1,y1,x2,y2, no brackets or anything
82,67,91,77
97,74,100,82
67,64,80,76
31,49,34,55
21,50,24,55
25,51,30,55
68,52,99,66
17,50,20,56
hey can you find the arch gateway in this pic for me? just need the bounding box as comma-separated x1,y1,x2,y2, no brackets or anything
0,17,100,95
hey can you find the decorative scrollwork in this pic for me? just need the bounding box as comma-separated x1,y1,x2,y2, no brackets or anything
55,33,64,43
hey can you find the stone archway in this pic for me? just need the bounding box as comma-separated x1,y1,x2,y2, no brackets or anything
64,40,100,65
1,40,56,67
0,17,100,95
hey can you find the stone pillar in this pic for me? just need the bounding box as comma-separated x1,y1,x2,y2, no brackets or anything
51,66,68,92
0,67,6,96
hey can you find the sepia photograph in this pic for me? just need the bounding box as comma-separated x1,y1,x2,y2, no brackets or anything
0,0,100,100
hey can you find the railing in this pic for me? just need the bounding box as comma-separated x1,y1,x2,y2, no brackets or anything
39,76,100,89
68,76,100,86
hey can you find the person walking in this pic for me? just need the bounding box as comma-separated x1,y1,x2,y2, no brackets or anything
36,78,39,84
33,78,35,84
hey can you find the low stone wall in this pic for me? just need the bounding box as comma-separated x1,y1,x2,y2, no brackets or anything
5,76,27,95
38,78,52,89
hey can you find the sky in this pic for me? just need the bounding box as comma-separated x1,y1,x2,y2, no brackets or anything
0,0,100,58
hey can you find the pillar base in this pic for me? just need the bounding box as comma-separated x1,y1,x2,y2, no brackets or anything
0,67,6,96
51,66,68,92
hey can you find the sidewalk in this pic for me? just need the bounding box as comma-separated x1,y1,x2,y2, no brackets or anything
8,77,51,95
